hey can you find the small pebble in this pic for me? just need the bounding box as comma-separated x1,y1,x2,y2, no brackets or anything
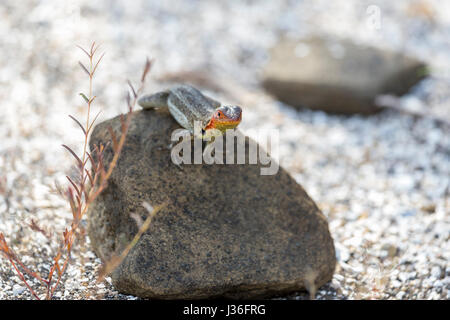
12,285,25,296
396,291,405,299
430,266,442,279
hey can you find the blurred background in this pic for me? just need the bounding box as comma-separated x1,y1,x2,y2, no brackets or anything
0,0,448,299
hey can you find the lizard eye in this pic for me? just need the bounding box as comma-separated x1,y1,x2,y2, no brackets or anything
216,111,223,118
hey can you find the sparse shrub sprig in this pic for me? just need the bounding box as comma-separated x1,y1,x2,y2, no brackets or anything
0,42,153,299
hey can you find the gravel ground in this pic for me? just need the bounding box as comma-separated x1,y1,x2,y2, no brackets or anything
0,0,448,300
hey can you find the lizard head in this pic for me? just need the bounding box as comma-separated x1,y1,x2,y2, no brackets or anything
204,105,242,133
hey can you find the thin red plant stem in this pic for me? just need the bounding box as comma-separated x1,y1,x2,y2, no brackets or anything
46,48,147,299
46,44,98,299
6,255,40,300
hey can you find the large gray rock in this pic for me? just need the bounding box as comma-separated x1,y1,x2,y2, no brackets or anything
87,109,336,299
262,37,427,114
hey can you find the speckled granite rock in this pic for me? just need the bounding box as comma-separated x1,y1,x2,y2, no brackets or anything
262,37,427,114
87,109,336,299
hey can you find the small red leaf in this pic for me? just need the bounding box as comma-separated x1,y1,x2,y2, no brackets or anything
141,58,152,83
62,145,82,168
68,115,86,135
127,80,137,98
77,45,90,57
78,62,90,76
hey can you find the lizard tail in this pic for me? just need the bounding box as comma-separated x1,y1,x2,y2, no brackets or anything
138,91,169,109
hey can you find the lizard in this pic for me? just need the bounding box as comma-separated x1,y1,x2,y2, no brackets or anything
137,84,242,139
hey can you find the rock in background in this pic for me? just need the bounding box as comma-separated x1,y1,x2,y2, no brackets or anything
87,110,336,299
262,37,427,114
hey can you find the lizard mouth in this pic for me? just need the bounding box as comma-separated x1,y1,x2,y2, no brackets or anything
205,105,242,132
216,105,242,128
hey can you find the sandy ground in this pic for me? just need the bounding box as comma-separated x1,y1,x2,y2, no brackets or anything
0,0,448,299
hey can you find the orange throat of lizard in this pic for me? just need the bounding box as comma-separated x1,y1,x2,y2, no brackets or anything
204,105,242,133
